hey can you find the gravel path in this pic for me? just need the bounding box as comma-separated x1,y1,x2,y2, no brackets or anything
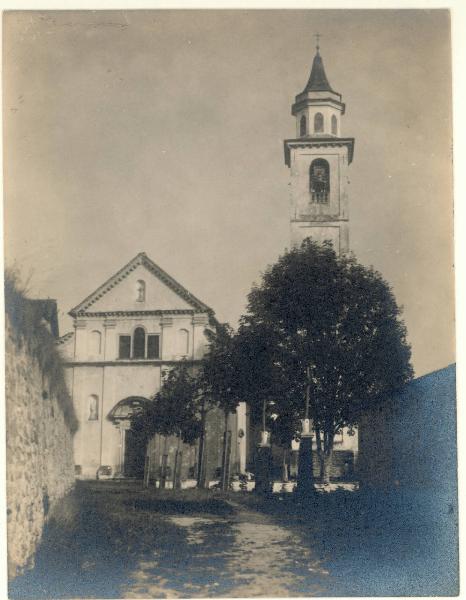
121,502,331,598
9,482,333,598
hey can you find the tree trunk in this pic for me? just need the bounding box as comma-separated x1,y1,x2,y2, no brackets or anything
160,453,168,489
282,447,289,482
322,450,334,485
143,450,151,488
315,427,325,481
197,400,207,488
220,410,231,491
173,432,182,490
322,431,334,485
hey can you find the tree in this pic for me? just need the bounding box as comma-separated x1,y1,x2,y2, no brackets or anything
200,323,241,489
244,239,413,483
235,320,301,482
131,324,243,491
130,361,204,485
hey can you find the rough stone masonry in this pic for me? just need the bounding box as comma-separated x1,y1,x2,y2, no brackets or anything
5,315,75,579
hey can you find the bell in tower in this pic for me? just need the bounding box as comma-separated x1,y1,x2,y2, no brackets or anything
284,39,355,254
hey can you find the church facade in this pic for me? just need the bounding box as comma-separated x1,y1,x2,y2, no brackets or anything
59,252,247,481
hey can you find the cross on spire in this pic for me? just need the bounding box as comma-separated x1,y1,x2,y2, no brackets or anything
314,32,321,53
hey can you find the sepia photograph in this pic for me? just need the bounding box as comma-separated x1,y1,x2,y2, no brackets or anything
3,7,459,598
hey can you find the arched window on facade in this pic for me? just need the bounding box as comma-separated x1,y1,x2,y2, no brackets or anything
300,115,307,137
133,327,146,359
178,329,189,356
314,112,324,133
88,395,99,420
309,159,330,203
136,280,146,302
331,115,338,135
89,330,101,356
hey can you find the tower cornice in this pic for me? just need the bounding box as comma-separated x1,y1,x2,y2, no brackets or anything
284,137,355,167
291,95,345,116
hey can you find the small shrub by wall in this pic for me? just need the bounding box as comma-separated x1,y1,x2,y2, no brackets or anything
5,273,77,579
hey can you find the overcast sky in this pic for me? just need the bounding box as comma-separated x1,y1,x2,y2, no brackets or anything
3,9,454,377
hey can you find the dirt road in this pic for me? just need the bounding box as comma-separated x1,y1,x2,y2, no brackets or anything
8,480,457,598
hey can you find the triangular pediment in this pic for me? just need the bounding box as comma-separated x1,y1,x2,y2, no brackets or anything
69,253,212,316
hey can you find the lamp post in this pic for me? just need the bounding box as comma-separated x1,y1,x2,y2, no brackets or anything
296,366,315,496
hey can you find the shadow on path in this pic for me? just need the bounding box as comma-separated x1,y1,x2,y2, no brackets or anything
9,481,458,598
9,482,329,598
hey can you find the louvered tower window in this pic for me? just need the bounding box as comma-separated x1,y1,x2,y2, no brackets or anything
314,112,324,133
309,159,330,204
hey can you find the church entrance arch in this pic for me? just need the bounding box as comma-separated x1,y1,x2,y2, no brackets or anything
108,397,148,478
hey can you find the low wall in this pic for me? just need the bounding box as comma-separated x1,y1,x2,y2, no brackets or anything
358,365,457,491
6,317,76,579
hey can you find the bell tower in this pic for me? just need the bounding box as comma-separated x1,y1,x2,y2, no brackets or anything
284,40,355,254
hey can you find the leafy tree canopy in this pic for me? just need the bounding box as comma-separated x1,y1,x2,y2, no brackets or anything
131,362,203,446
244,239,413,435
201,323,241,415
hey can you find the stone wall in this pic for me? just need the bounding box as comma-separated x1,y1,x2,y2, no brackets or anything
6,317,76,579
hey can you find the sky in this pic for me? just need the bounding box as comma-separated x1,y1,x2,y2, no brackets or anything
3,9,454,377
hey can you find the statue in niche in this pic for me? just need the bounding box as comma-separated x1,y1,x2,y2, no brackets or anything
136,280,146,302
89,395,98,420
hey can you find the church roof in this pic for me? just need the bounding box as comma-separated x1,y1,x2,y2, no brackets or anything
69,252,214,317
57,331,74,345
303,49,337,94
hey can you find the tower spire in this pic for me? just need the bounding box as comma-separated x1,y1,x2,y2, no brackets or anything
303,41,335,94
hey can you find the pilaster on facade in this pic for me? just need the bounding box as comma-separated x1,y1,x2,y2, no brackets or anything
160,315,173,327
192,313,209,326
